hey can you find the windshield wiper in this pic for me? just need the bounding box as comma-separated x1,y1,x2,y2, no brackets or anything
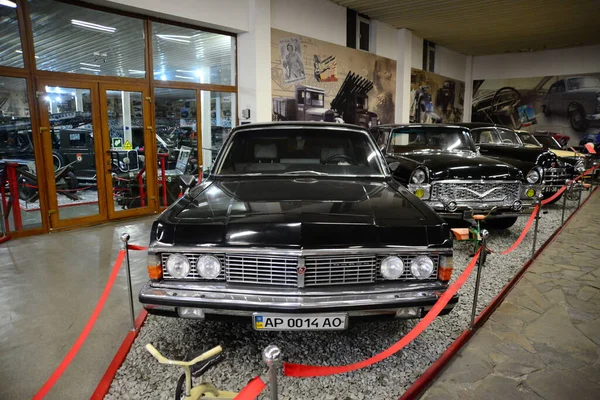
283,170,329,176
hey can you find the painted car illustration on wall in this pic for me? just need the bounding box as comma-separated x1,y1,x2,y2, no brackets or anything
541,76,600,132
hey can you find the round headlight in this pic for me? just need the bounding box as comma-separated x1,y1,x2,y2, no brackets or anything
166,254,190,279
197,255,222,279
411,169,426,184
380,256,404,280
526,168,541,184
410,255,435,279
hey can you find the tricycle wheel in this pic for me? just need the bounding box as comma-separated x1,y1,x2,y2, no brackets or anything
18,174,37,201
174,373,187,400
485,216,518,230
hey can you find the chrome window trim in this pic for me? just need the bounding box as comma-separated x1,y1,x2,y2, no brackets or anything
149,246,451,256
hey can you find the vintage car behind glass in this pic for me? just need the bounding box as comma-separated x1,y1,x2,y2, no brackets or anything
458,123,567,202
139,122,457,330
372,124,537,229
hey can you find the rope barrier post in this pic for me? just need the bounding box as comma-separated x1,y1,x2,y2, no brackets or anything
263,345,281,400
120,233,136,332
470,229,488,330
561,184,568,225
531,201,541,260
577,180,582,209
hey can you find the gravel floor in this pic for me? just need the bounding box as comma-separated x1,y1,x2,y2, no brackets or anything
105,191,592,400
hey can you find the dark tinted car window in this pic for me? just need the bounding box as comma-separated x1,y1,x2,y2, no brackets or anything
217,128,384,176
389,127,474,153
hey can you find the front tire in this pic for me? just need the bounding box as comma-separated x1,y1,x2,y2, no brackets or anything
52,150,65,171
485,216,518,230
569,104,588,132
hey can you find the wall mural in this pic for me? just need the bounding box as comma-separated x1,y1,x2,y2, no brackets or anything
410,68,465,124
471,73,600,145
271,28,397,128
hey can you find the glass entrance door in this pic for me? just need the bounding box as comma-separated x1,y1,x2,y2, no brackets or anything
100,84,156,219
36,80,107,229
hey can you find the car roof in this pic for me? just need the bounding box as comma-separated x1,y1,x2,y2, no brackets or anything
231,121,368,132
377,123,469,129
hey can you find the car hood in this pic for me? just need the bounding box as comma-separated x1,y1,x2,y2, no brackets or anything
154,178,449,248
478,144,558,170
397,151,522,180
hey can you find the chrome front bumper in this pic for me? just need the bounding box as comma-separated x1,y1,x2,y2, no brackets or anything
139,281,457,318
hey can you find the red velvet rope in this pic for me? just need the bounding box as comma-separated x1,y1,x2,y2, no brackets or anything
33,250,127,399
127,244,148,251
233,376,267,400
283,248,481,377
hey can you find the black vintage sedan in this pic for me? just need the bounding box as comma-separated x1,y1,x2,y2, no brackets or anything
139,122,456,330
458,123,568,202
371,124,538,229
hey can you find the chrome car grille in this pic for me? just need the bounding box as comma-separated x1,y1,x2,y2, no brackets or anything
431,181,520,202
161,253,440,286
542,167,568,186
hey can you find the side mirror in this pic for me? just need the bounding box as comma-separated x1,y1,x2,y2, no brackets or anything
379,144,386,153
475,146,481,153
388,161,400,172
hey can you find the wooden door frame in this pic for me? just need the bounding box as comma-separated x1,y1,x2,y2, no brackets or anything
99,83,158,220
35,78,109,230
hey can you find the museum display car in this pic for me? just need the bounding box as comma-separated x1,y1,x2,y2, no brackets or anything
139,122,457,330
370,124,538,229
458,123,569,202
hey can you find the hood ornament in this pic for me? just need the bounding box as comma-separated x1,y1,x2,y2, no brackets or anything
297,257,306,288
463,186,501,199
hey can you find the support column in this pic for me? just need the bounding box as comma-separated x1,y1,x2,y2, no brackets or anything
75,89,84,112
237,0,271,123
463,55,473,122
395,28,412,124
201,90,212,170
121,91,132,145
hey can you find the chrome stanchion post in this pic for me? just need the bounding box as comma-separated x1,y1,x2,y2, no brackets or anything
263,345,281,400
531,201,540,260
577,181,582,209
120,232,136,332
470,229,488,330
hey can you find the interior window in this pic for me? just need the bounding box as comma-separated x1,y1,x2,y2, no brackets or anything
388,127,473,153
497,129,521,145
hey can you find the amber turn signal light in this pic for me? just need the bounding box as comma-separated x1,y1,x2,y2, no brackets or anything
438,255,453,282
147,254,162,280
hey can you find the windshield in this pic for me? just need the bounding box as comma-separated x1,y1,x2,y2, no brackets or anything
535,135,562,150
517,131,541,146
216,127,385,177
475,128,522,145
567,76,600,90
388,127,475,153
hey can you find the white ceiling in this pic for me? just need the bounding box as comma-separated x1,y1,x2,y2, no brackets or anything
332,0,600,55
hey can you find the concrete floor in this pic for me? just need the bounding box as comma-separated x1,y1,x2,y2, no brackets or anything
0,215,156,400
424,191,600,400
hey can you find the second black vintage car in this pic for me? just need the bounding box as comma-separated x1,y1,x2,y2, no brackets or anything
458,123,568,202
139,122,457,330
371,124,538,229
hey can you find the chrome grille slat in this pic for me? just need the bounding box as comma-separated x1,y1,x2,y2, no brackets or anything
304,255,377,286
226,254,298,286
431,181,519,202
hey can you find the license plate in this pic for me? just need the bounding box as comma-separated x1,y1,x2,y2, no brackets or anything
252,313,347,331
